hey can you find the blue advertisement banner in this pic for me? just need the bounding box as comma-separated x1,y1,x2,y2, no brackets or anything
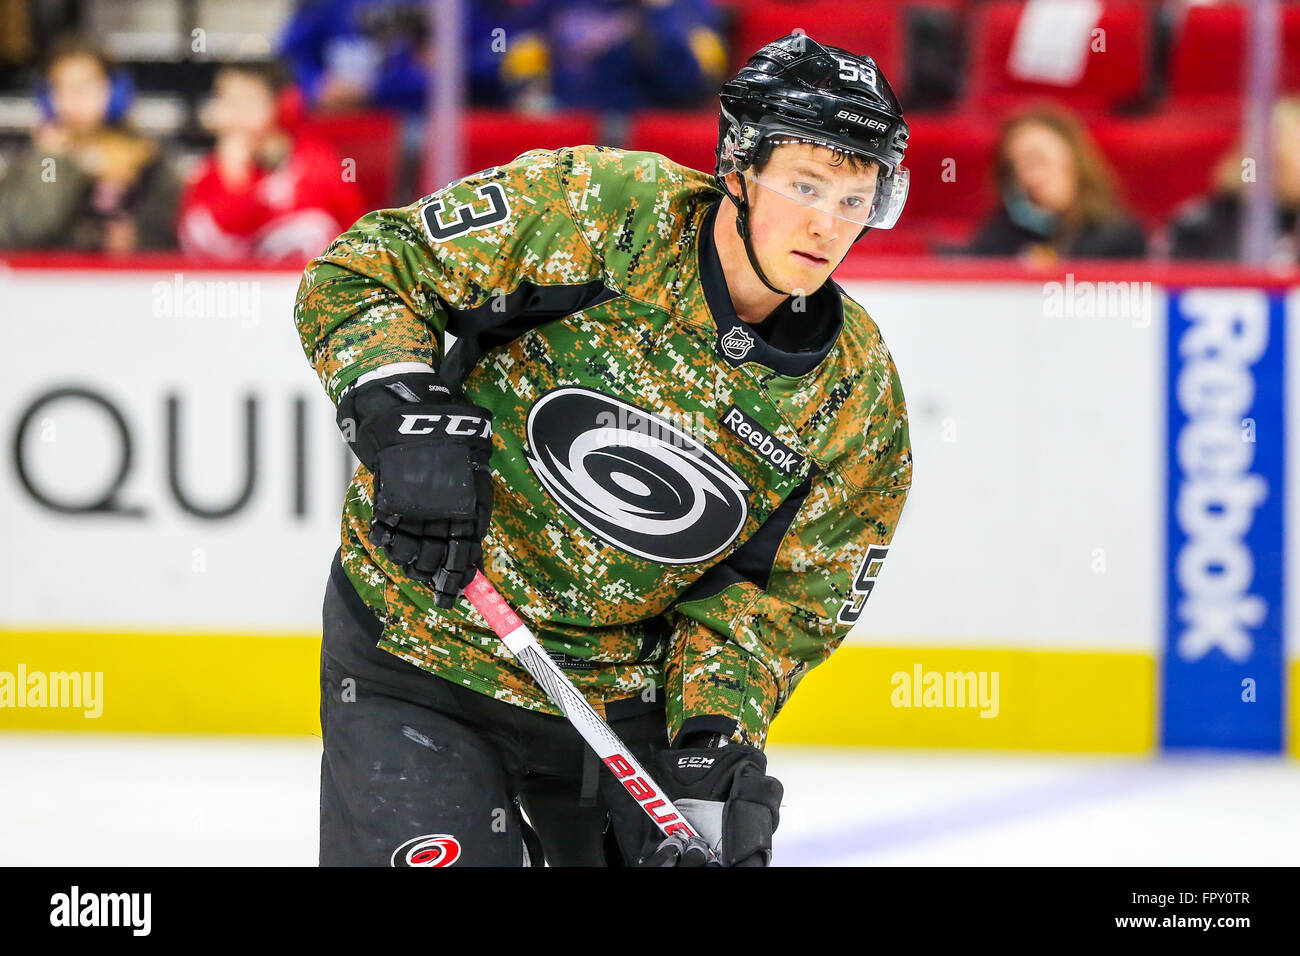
1164,289,1286,751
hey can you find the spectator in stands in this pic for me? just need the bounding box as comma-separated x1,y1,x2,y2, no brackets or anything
176,62,366,263
0,36,180,253
967,106,1147,262
280,0,724,116
501,0,727,113
280,0,523,111
280,1,537,201
1168,96,1300,264
281,0,434,115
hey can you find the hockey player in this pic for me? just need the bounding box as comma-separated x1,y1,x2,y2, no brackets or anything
297,32,912,867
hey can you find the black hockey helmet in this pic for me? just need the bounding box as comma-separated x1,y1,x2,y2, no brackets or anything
717,33,909,182
713,33,911,292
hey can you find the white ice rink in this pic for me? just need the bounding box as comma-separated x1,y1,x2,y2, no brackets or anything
2,733,1297,866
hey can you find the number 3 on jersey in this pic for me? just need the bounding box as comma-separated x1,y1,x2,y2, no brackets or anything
421,181,511,242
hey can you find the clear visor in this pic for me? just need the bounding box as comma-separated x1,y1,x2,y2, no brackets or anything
741,164,910,229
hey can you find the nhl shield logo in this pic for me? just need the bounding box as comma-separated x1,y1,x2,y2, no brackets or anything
720,325,756,362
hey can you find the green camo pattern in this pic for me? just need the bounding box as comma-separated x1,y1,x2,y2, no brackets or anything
294,145,912,747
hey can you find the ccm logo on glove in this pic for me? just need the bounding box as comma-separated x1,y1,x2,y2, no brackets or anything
675,755,717,770
336,366,495,610
398,413,492,438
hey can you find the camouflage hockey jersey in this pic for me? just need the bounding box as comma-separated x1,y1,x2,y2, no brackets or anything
294,145,912,748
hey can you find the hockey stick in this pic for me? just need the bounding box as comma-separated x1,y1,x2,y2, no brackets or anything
431,343,711,860
462,570,713,859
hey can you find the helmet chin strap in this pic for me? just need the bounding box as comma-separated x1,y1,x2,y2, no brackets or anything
723,173,795,297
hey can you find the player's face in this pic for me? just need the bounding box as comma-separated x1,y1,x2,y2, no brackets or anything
732,142,879,294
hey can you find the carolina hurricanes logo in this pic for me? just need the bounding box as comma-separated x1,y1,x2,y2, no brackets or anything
720,325,756,361
525,388,750,564
391,833,462,867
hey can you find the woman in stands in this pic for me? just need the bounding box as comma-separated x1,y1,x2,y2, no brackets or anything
1168,96,1300,264
177,62,365,263
967,105,1146,263
0,36,180,253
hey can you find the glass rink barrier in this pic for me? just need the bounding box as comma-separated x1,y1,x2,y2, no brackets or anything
1,253,1297,867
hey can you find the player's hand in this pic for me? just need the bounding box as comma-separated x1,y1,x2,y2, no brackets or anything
638,831,713,867
636,738,782,867
337,366,494,609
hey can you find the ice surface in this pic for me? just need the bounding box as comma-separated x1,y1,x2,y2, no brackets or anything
1,734,1296,866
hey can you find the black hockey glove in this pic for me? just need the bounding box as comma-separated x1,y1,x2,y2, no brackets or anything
637,735,783,867
336,366,493,609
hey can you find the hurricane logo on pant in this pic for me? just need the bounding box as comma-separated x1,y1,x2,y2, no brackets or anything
525,387,750,564
391,833,462,867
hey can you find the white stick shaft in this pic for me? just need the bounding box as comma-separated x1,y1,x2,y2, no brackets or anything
463,572,704,847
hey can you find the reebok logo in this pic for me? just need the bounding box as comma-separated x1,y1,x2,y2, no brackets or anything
721,405,806,476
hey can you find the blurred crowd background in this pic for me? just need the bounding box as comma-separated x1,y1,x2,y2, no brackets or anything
0,0,1296,267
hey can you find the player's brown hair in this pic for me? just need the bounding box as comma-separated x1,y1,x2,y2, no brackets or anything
755,137,880,177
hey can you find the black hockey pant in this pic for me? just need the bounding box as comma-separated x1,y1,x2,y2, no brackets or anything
319,552,669,866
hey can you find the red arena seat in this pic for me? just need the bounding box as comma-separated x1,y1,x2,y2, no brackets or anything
463,110,600,179
625,111,721,173
296,111,400,210
1089,115,1240,228
419,111,601,194
897,114,999,236
1166,3,1300,112
966,1,1151,114
729,2,905,97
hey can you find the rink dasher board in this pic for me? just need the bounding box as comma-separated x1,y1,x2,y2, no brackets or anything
0,264,1295,753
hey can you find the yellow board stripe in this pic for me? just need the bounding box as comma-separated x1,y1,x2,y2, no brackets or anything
1,631,1294,755
0,630,321,735
766,646,1156,753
